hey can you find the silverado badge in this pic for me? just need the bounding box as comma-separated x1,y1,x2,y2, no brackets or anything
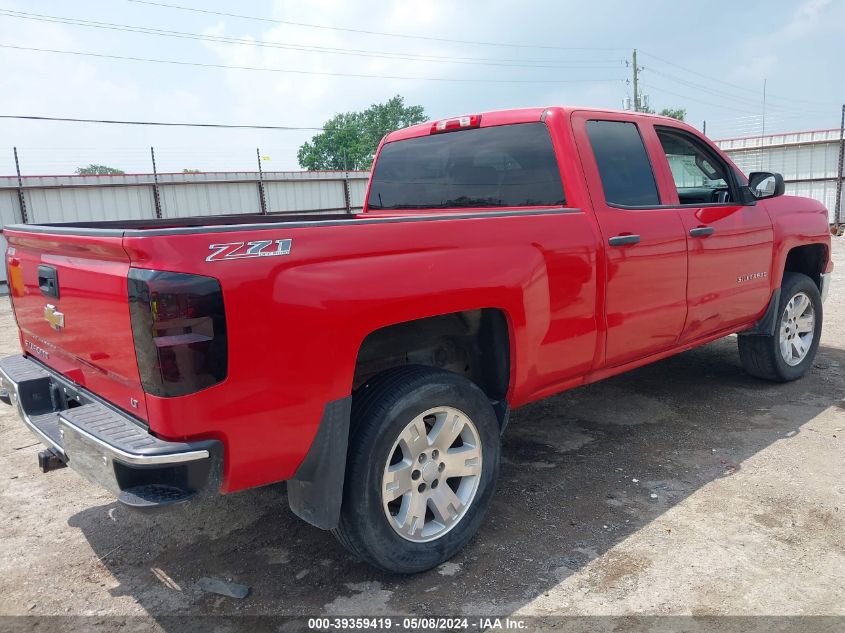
737,271,768,284
206,239,292,263
43,304,65,331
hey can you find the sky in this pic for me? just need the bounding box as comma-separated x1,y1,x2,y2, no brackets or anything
0,0,842,175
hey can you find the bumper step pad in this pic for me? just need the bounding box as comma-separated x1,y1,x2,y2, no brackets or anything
118,484,195,512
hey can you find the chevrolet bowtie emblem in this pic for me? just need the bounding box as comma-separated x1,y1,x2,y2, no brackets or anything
43,304,65,331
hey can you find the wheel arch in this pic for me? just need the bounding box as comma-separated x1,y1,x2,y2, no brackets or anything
781,243,829,290
352,307,513,409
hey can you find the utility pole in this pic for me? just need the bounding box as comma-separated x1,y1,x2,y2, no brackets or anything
631,49,641,112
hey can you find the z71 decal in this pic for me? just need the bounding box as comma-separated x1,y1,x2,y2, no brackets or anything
206,239,292,262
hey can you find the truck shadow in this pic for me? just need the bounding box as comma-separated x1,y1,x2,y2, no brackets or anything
68,337,845,622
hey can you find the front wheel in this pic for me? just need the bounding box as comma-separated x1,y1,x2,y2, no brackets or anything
332,366,500,573
738,272,822,382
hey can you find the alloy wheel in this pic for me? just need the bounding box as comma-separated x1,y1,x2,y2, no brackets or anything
381,406,482,543
779,291,815,366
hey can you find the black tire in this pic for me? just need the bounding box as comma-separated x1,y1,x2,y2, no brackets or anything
738,272,822,382
332,366,500,573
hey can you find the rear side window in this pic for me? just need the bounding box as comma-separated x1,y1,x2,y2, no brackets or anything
586,120,660,207
368,123,565,210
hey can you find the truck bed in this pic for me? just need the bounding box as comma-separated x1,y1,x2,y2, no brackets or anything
4,212,356,237
6,207,574,237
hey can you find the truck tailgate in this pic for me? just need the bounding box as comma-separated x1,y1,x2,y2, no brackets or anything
5,230,148,421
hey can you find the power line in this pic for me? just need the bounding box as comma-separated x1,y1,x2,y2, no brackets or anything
638,50,838,108
127,0,629,51
642,82,839,126
0,9,623,70
625,48,822,119
0,43,625,84
645,68,773,108
645,66,832,115
0,115,324,130
639,83,761,115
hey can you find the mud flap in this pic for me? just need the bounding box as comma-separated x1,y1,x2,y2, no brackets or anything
287,396,352,530
739,288,781,337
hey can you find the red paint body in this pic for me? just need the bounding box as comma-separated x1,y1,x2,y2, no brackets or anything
4,107,832,494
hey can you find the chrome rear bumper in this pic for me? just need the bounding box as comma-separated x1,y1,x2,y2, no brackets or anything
0,354,221,510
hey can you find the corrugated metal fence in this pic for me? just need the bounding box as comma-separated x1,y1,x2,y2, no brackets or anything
716,129,843,222
0,170,370,285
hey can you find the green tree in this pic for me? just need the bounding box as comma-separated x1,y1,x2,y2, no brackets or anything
657,107,686,121
182,168,201,173
641,104,686,121
75,164,125,175
298,95,426,170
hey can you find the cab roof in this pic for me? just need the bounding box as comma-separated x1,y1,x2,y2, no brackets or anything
383,106,693,143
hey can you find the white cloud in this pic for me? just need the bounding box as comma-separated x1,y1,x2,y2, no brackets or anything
781,0,831,39
726,0,835,105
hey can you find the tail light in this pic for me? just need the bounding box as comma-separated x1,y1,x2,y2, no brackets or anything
128,269,227,397
430,114,481,134
5,250,22,325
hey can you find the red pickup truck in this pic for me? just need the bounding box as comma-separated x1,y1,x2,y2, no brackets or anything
1,107,832,573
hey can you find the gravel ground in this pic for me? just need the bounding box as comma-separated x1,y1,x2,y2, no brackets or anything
0,239,843,629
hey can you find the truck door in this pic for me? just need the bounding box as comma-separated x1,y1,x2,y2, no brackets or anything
574,114,688,367
649,126,774,342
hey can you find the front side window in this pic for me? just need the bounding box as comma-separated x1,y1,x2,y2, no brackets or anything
368,123,565,210
655,128,733,204
586,120,660,207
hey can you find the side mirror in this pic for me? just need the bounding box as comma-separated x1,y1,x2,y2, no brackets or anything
747,172,785,199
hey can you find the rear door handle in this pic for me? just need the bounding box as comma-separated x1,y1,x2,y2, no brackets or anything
608,234,641,246
689,226,715,237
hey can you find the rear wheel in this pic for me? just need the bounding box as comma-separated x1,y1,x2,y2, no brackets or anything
738,272,822,382
333,366,500,573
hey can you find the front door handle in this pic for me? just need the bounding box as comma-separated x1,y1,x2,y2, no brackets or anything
608,234,641,246
689,226,715,237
